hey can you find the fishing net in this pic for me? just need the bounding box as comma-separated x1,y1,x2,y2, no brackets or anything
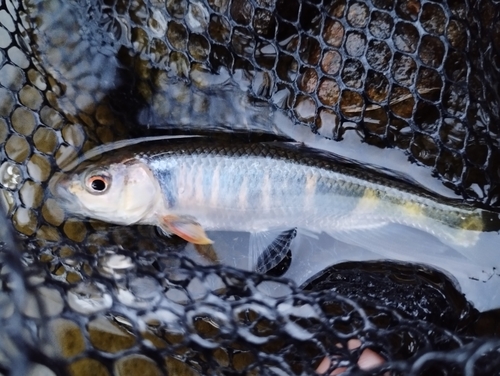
1,0,500,374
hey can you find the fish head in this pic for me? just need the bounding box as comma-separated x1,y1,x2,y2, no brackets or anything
51,159,162,225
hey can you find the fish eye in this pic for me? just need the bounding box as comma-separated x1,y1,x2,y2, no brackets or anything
85,173,111,194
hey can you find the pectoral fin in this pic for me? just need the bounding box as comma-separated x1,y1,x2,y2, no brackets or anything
159,215,213,245
253,228,297,275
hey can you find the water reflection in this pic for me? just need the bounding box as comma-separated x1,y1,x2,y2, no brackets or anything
183,227,500,311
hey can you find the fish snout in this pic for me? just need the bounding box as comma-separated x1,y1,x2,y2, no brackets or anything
49,173,74,204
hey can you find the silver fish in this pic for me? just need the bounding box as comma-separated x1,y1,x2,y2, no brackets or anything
51,138,496,242
50,137,500,309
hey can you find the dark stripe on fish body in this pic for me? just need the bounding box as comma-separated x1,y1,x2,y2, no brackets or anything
289,168,307,197
221,162,245,208
152,168,177,208
269,169,283,209
202,162,213,203
269,167,302,211
246,168,264,210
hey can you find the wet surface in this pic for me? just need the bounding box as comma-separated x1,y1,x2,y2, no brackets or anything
303,261,479,334
1,0,500,374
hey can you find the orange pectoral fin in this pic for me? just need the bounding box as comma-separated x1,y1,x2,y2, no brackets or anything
159,215,213,245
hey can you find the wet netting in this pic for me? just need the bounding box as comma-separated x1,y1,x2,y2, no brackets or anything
2,0,500,374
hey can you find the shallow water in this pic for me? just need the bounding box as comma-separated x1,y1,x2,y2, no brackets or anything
183,226,500,312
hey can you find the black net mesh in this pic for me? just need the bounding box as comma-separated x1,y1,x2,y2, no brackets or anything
2,0,500,374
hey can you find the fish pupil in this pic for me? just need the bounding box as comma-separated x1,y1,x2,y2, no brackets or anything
91,178,106,191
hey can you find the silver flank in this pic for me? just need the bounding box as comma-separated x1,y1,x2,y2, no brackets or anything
148,152,481,243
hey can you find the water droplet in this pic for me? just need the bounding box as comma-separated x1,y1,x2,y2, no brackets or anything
0,161,22,189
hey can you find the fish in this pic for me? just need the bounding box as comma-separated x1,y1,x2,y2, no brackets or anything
50,136,500,310
51,137,498,243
